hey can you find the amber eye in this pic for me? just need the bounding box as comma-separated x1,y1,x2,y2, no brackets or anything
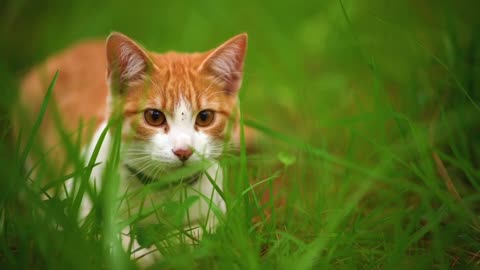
144,109,166,126
195,110,215,127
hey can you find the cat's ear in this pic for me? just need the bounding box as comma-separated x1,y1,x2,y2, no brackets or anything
198,33,248,94
106,32,152,92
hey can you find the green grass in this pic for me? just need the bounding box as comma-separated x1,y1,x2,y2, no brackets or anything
2,0,480,269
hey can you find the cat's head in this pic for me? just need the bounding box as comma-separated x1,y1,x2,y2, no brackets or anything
105,32,247,175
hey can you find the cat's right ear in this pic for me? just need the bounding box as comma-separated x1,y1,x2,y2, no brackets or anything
106,32,152,93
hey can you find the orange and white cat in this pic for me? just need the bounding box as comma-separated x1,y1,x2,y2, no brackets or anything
18,32,248,263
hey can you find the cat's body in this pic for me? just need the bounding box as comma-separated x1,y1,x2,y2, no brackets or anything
18,33,247,264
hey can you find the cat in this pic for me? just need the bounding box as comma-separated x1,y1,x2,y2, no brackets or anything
17,32,248,264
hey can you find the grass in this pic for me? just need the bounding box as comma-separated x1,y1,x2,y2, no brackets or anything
1,0,480,269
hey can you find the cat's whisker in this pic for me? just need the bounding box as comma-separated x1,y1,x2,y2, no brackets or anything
150,163,167,183
123,150,151,155
123,151,151,156
124,159,152,169
123,153,152,161
123,152,151,158
122,154,151,160
129,161,158,177
122,149,152,154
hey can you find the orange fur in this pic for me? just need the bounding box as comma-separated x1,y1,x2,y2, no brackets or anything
19,41,108,170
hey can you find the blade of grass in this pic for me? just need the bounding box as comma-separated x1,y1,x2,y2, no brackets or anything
18,71,58,168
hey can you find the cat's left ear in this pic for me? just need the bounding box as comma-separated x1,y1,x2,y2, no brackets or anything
106,32,153,92
198,33,248,94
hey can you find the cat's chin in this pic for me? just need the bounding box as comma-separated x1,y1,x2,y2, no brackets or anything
155,159,212,174
124,161,205,186
171,161,213,174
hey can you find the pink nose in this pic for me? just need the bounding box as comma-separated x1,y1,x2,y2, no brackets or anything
173,148,193,161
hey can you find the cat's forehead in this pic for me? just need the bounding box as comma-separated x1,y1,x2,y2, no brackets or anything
125,53,235,114
151,52,204,74
151,55,229,110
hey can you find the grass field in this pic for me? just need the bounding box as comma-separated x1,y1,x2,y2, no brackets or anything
1,0,480,269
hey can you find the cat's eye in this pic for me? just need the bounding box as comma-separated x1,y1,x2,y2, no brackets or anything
195,110,215,127
144,109,166,126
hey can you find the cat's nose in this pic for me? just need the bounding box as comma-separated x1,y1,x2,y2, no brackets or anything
172,148,193,161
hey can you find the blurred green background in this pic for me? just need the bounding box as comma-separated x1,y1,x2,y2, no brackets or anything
2,0,480,269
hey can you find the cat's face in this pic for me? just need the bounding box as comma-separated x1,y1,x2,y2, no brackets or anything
106,33,247,176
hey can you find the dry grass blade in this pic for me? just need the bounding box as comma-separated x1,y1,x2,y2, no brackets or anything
432,151,462,201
